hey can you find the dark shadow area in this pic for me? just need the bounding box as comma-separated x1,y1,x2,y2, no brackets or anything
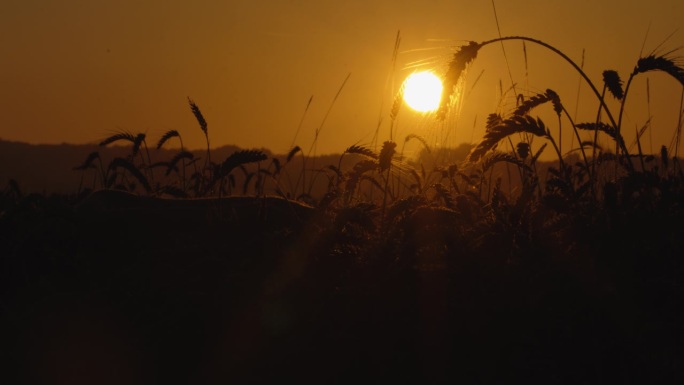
1,184,683,384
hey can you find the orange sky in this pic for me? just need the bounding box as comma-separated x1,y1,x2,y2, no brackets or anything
2,0,683,157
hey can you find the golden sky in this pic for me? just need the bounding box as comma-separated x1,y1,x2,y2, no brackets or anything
2,0,683,156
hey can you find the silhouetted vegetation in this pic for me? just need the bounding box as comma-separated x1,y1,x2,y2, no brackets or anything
2,36,684,384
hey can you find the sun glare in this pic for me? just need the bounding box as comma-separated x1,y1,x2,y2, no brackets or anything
402,71,443,113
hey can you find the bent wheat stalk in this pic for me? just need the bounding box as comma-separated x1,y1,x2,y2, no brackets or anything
444,36,633,170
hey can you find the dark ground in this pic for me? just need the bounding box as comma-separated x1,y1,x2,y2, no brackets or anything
2,191,684,384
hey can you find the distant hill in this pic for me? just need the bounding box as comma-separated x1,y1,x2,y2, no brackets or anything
0,139,385,196
0,139,260,194
4,138,582,199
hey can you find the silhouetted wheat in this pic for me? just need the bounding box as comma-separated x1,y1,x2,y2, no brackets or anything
578,141,602,152
286,146,302,163
359,175,386,199
386,195,428,223
516,142,530,159
575,122,618,141
390,89,403,124
188,98,207,134
273,145,302,198
204,150,268,196
409,169,423,194
530,143,547,164
399,134,430,197
270,158,281,178
242,173,255,196
100,132,136,147
148,161,175,177
220,150,267,177
513,91,554,116
74,151,100,171
344,159,378,203
487,113,504,128
379,141,398,217
431,183,455,209
157,130,181,149
326,165,343,182
4,179,23,200
108,157,151,193
99,131,155,183
603,70,624,100
438,41,481,120
158,185,189,198
481,151,532,174
188,97,211,173
634,54,684,87
349,159,378,180
378,141,396,172
545,89,563,116
131,133,145,157
404,134,430,153
469,115,547,162
169,151,194,169
344,145,378,160
661,145,670,171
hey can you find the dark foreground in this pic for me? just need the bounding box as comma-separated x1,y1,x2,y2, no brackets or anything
2,191,683,384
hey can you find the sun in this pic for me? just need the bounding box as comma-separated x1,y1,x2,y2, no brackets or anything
402,71,443,113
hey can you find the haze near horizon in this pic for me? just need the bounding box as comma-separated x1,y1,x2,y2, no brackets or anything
2,0,683,157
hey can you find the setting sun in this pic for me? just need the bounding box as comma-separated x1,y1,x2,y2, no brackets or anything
402,71,443,112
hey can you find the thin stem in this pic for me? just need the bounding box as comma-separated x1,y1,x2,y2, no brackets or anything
617,73,636,159
143,139,154,189
591,86,607,180
481,37,612,125
307,72,351,195
480,36,633,168
675,87,684,160
546,133,565,173
290,95,313,150
179,136,187,192
561,107,591,179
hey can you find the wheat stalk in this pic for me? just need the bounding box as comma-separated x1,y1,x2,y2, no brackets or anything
108,157,151,193
99,132,136,147
344,159,378,204
634,54,684,87
603,70,624,100
286,145,302,164
344,144,378,160
468,115,547,162
437,41,481,120
156,130,180,149
188,97,211,177
74,151,100,171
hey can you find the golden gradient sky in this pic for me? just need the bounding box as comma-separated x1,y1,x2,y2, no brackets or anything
2,0,683,156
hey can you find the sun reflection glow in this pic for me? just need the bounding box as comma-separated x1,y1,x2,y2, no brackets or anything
402,71,443,113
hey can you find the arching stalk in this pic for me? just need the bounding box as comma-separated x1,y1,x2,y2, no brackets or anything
616,73,637,160
479,36,633,169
